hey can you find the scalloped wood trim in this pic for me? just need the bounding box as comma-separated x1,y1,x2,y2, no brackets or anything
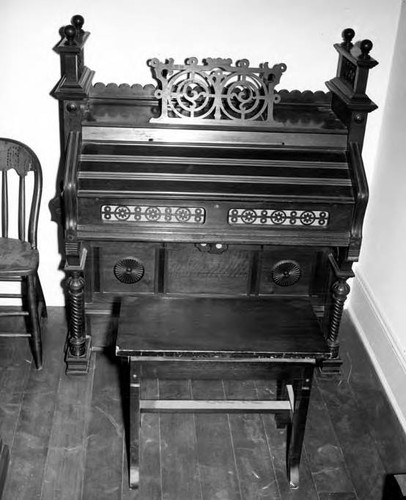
90,82,156,99
88,83,332,110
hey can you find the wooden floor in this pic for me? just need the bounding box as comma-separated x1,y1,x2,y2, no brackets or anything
0,308,406,499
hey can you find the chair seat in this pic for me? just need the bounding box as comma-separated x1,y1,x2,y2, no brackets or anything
0,238,39,276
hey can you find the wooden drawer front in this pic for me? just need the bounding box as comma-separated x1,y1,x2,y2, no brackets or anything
259,247,318,296
165,243,252,295
99,242,157,293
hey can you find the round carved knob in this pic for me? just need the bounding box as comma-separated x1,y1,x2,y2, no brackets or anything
360,39,373,59
66,102,78,113
71,15,84,32
64,25,76,45
271,260,302,287
114,258,145,284
341,28,355,49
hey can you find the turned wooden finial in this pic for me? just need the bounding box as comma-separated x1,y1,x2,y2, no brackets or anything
71,15,84,35
64,25,76,45
360,39,373,60
341,28,355,50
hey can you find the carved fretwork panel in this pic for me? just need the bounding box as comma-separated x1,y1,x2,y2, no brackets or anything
340,58,357,88
149,57,287,127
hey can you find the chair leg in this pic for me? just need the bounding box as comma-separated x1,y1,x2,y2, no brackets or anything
287,366,314,488
129,363,140,489
36,275,47,319
37,275,48,318
27,274,43,370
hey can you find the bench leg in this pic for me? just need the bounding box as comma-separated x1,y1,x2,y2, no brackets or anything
287,366,314,488
275,379,290,428
129,363,140,488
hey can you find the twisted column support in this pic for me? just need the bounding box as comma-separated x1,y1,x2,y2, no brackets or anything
321,253,354,375
327,278,351,358
65,247,91,374
67,272,86,357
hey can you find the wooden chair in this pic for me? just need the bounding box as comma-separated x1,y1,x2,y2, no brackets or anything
116,295,330,489
0,138,46,369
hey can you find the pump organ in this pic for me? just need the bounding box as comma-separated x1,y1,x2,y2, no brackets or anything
52,18,377,374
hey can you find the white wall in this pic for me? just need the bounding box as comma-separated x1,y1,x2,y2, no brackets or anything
0,0,401,307
348,2,406,430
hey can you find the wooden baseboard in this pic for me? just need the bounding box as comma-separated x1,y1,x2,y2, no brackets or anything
347,271,406,434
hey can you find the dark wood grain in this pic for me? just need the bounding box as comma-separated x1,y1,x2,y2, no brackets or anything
0,439,9,500
83,353,124,499
159,380,202,500
165,243,252,295
317,376,387,499
192,379,242,500
40,356,95,499
0,337,32,447
117,295,329,358
223,379,281,499
1,310,63,500
304,382,355,495
136,378,161,500
255,380,319,500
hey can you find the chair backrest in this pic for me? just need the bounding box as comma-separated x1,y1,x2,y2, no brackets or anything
0,138,42,249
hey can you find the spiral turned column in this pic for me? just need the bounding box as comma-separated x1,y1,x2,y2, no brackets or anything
327,279,351,358
67,271,86,357
64,247,91,375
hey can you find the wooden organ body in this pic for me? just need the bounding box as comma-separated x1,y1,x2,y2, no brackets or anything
51,18,377,376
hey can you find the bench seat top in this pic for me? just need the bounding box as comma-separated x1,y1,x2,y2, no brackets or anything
116,296,330,360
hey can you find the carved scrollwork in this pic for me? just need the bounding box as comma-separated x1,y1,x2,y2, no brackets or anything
148,57,286,126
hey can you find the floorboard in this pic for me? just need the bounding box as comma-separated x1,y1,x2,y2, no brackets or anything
83,352,123,500
0,439,9,500
224,379,280,500
159,379,202,500
2,310,64,500
137,378,160,500
41,353,95,499
192,379,243,500
256,380,319,500
0,339,31,451
304,381,355,496
0,308,405,499
317,376,387,499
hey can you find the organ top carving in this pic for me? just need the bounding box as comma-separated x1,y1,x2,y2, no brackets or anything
148,57,287,127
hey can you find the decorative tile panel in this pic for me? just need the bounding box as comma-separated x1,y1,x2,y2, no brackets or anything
101,205,206,224
228,209,329,227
